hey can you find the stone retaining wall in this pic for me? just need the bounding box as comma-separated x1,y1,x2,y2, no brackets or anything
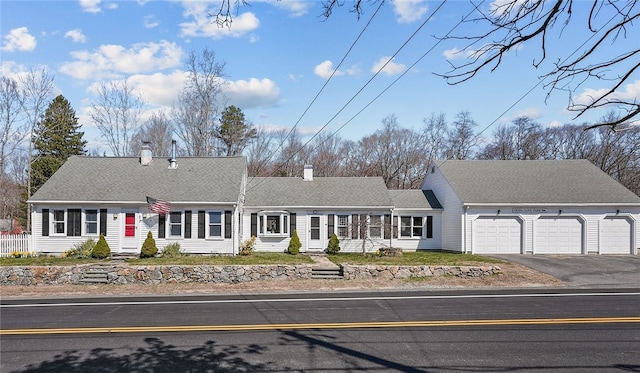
0,264,501,286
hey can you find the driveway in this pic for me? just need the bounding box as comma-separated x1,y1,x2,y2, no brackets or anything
492,255,640,288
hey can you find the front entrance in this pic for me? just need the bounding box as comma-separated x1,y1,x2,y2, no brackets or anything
308,215,324,250
121,212,139,252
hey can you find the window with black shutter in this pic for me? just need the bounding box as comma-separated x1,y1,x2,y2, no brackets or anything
327,214,334,238
198,211,205,239
99,209,107,236
184,211,192,238
158,214,166,238
224,211,232,239
42,208,49,236
426,215,433,238
289,213,296,237
251,213,257,237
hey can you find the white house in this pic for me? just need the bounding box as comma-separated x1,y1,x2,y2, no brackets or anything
422,160,640,255
29,153,640,256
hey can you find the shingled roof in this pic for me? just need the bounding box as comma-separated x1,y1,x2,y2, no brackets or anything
433,159,640,205
389,190,442,209
30,156,246,204
244,177,393,208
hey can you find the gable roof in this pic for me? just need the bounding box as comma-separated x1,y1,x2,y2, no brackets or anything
389,190,442,209
245,177,393,208
433,159,640,205
30,156,246,204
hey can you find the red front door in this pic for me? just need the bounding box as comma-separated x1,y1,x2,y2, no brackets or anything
125,213,136,237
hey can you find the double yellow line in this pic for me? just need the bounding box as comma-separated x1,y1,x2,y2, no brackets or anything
2,317,639,336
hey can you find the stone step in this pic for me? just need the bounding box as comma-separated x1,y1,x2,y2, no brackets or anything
311,267,343,279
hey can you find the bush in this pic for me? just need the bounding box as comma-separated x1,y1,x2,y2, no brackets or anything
91,234,111,259
240,236,257,256
161,242,184,258
287,230,301,255
327,233,341,254
377,247,403,257
9,251,36,258
63,238,96,259
140,231,158,258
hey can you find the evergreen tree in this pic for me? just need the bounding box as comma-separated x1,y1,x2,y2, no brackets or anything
31,95,86,193
215,105,257,156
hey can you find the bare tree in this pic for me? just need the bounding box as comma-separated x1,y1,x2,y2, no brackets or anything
479,117,546,160
444,111,480,160
0,76,25,177
306,132,346,177
130,111,175,157
89,78,145,156
422,112,449,162
247,127,277,177
439,0,640,130
272,128,306,177
19,66,55,233
173,47,227,156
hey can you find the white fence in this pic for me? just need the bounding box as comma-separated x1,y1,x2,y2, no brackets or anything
0,234,31,257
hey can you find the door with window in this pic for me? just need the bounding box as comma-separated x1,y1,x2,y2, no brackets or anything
121,211,138,252
308,215,324,250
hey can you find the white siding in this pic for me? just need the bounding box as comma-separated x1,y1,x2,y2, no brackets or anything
422,168,464,252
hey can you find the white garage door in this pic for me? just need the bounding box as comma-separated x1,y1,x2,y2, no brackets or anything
600,218,632,254
474,217,522,254
535,218,583,254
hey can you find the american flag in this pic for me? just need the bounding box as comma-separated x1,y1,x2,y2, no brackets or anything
146,196,171,215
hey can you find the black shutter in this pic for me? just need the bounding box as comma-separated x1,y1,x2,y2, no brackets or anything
184,211,192,238
426,215,433,238
289,213,296,237
328,214,334,238
42,208,49,236
393,216,399,238
67,209,81,237
251,213,257,237
384,214,391,239
158,214,166,238
351,214,359,239
99,209,107,236
224,210,232,239
198,211,205,239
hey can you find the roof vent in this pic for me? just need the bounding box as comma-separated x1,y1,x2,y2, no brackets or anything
169,140,177,169
303,165,313,181
140,142,152,166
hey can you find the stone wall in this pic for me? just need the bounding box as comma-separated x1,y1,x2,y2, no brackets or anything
0,263,500,286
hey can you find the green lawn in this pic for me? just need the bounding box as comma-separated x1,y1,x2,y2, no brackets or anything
0,253,314,266
0,251,502,267
326,251,505,266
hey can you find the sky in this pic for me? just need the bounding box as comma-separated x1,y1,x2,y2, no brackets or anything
2,0,638,154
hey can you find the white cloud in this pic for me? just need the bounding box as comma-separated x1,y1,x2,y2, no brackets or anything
574,80,640,107
548,120,563,128
127,71,188,107
371,56,405,75
79,0,101,13
266,0,312,17
59,40,183,80
65,29,86,43
514,107,542,120
1,27,37,52
225,78,280,108
393,0,428,23
143,14,160,29
180,2,260,39
314,60,344,79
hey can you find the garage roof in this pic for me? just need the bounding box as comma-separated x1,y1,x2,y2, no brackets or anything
433,159,640,204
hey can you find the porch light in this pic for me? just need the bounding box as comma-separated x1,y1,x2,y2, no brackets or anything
113,213,118,220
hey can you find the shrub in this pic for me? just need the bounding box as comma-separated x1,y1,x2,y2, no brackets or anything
91,234,111,259
9,251,36,258
161,242,184,258
240,236,257,256
63,238,96,259
287,230,301,255
140,231,158,258
327,233,341,254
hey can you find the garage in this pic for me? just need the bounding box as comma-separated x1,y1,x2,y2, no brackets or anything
473,217,522,254
535,217,583,254
600,217,632,254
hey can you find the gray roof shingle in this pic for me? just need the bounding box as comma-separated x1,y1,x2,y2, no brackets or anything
389,190,442,209
30,156,246,204
245,177,393,208
433,159,640,204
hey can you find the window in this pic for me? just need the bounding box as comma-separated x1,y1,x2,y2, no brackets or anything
257,212,289,236
401,216,423,238
169,212,182,237
53,210,65,234
209,211,222,237
85,209,98,234
337,215,349,238
369,215,382,238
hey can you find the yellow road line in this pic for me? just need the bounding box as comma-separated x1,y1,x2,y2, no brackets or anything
2,317,640,336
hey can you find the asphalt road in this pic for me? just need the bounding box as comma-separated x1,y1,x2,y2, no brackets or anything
2,289,639,372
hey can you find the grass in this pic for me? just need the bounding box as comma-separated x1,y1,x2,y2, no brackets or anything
326,251,505,266
0,251,502,267
0,253,314,266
